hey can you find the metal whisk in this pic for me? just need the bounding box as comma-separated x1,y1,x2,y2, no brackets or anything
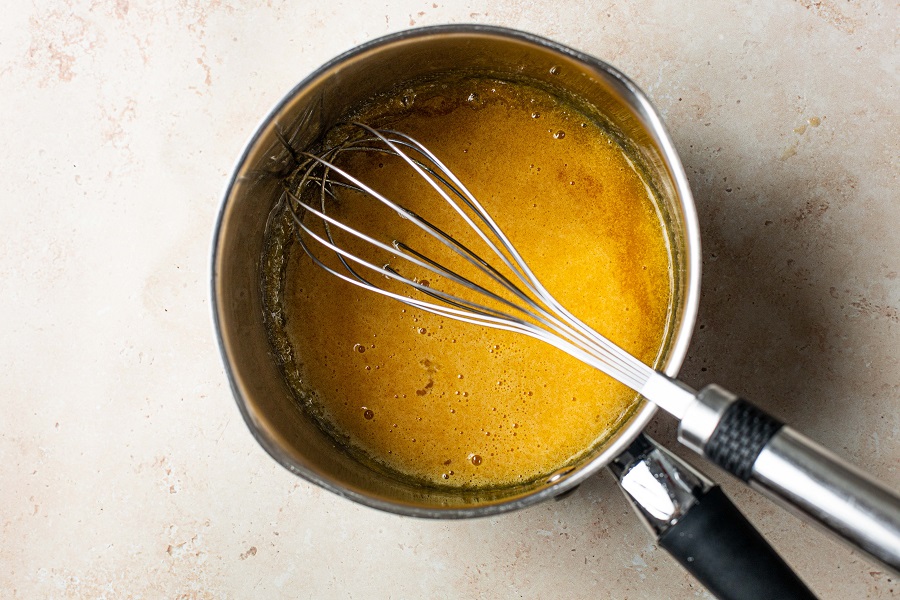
284,122,693,415
280,122,900,570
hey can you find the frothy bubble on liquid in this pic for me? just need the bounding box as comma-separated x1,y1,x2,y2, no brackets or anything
354,344,365,353
553,130,566,139
471,454,483,466
363,408,374,420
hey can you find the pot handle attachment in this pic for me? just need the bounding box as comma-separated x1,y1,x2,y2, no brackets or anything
610,434,815,600
677,384,900,572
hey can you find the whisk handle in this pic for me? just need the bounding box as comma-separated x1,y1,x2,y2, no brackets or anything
678,384,900,572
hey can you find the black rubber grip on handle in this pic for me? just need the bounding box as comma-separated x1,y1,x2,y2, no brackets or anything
658,486,815,600
706,399,783,481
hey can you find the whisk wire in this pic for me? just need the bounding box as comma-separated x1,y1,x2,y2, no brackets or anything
289,173,650,390
360,126,654,385
287,124,656,392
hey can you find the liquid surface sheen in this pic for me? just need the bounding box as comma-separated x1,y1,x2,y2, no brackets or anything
275,77,672,489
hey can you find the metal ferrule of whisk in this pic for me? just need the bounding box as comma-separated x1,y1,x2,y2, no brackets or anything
285,123,900,572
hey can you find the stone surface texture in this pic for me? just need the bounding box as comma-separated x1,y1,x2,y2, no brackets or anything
1,1,897,598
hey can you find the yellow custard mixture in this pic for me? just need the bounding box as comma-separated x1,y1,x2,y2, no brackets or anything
266,76,673,489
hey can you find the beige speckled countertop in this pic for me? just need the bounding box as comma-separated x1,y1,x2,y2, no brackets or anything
1,1,897,598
